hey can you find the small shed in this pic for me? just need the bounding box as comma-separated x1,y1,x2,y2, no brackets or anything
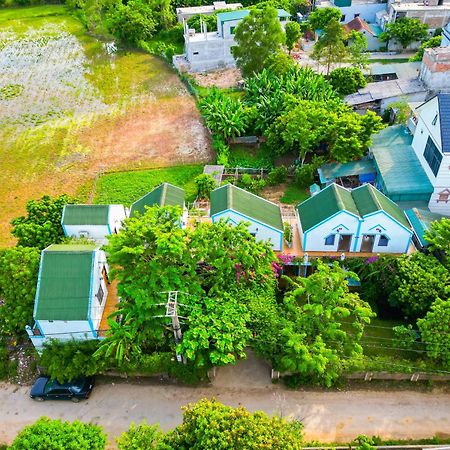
405,207,444,249
210,184,284,250
62,204,126,241
318,160,376,186
370,125,433,202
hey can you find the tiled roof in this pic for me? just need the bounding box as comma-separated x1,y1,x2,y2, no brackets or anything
210,184,283,231
344,17,375,36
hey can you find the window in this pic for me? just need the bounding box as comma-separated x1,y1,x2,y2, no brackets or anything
378,235,389,247
423,136,442,177
193,51,199,55
230,26,236,34
341,14,346,22
96,285,104,305
432,114,438,126
354,13,360,18
325,234,335,246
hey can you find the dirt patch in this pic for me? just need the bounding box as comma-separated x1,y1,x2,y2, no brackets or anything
260,183,287,204
192,68,242,89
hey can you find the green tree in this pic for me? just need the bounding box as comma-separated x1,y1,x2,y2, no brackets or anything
418,298,450,367
424,217,450,264
410,35,442,61
380,17,428,50
187,13,217,32
117,422,165,450
0,247,40,336
307,7,341,30
11,194,75,249
10,417,106,450
177,296,250,367
107,0,157,46
346,30,369,69
199,90,251,139
285,21,302,53
233,6,285,77
270,261,373,386
150,0,175,30
166,399,303,449
312,18,348,75
389,252,450,319
329,67,367,95
194,173,217,200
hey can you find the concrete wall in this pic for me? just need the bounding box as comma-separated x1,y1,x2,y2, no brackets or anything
379,91,428,112
302,211,360,252
420,47,450,90
355,211,412,253
211,210,283,250
337,3,387,23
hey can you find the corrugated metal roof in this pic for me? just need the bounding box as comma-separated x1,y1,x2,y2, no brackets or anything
438,94,450,153
130,183,185,218
62,205,109,226
210,184,283,231
405,207,444,248
35,245,97,321
318,160,376,184
296,184,359,232
370,125,433,196
352,184,410,228
217,8,289,23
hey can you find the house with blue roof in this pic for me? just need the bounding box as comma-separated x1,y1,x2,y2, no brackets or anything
174,8,290,72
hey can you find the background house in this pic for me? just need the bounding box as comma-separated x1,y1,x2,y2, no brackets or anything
296,183,412,253
344,16,382,51
174,9,290,72
176,1,242,22
62,204,126,242
26,244,110,350
316,0,387,24
130,183,187,226
210,184,284,250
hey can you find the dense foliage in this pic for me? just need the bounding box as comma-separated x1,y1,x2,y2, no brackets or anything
11,194,75,249
285,21,302,53
232,6,285,77
194,173,216,199
380,17,428,49
307,7,341,30
410,35,442,61
329,67,367,96
10,417,107,450
0,247,40,336
424,217,450,265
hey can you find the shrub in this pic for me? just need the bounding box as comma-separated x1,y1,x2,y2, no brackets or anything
236,173,266,194
117,422,164,450
284,222,293,245
329,67,367,96
194,174,216,200
212,134,230,166
267,165,288,185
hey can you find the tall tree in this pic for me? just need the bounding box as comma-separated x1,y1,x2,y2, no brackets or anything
346,30,369,69
380,17,428,50
232,6,285,77
285,21,302,53
307,7,341,30
11,194,75,249
312,18,348,75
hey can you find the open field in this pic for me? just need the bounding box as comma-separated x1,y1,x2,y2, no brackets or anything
0,5,212,246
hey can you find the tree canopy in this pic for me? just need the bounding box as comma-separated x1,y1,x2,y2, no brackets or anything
424,217,450,265
232,6,285,77
307,7,341,30
380,17,428,49
285,21,302,53
329,67,367,96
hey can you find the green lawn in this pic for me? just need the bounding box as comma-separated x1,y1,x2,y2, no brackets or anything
280,183,310,204
361,317,405,358
94,165,203,205
228,144,273,169
369,58,411,64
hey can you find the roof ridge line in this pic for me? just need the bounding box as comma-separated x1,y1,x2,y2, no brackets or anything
228,184,233,209
161,183,168,205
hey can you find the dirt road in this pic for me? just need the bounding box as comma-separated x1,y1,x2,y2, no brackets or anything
1,379,450,446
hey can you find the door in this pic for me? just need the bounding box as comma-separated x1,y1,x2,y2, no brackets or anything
360,235,375,253
337,234,352,252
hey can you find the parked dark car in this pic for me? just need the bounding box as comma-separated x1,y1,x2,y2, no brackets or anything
30,376,94,402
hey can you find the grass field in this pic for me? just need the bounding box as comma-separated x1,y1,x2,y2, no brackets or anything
94,165,203,205
280,183,309,204
0,5,212,246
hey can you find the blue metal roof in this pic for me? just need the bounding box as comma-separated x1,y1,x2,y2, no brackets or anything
438,94,450,153
370,125,433,197
318,160,376,184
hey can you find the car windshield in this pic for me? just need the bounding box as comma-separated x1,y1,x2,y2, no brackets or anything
43,378,85,394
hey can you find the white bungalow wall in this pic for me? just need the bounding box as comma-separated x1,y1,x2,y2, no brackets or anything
302,211,360,252
412,97,450,216
89,249,109,331
212,210,283,251
108,205,127,234
355,212,412,253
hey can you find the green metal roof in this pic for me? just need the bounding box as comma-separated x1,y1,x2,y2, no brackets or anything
352,184,410,228
210,184,283,231
130,183,185,218
296,184,359,232
217,8,289,23
405,208,444,248
35,245,97,321
63,205,109,226
318,160,376,184
371,125,433,197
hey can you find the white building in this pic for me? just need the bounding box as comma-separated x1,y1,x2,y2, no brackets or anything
420,46,450,90
317,0,387,24
174,9,290,72
443,22,450,46
26,244,110,350
210,184,284,251
62,204,126,242
176,1,242,22
296,183,413,253
411,94,450,215
344,16,383,50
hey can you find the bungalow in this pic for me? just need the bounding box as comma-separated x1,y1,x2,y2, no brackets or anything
62,204,126,242
130,183,188,226
26,244,110,350
344,16,382,51
210,184,284,250
297,183,412,253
